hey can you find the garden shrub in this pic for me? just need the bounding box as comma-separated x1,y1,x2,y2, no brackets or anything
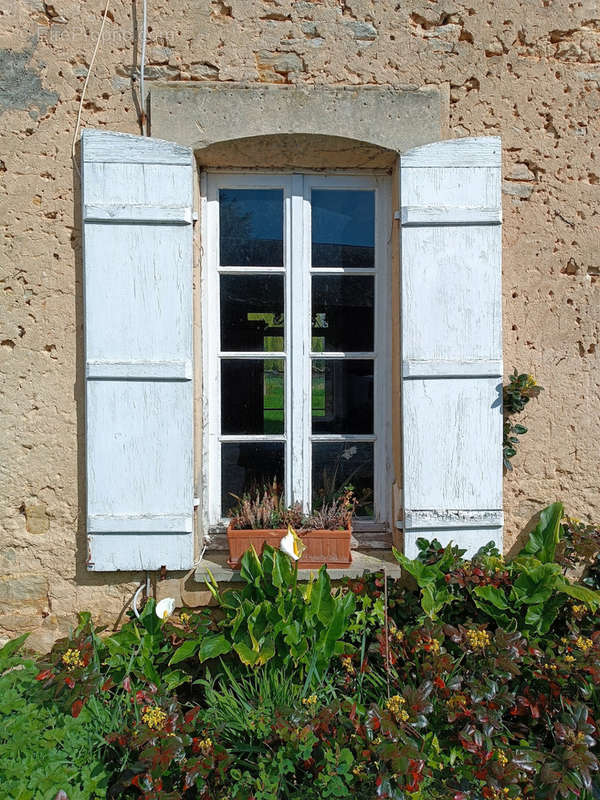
2,503,600,799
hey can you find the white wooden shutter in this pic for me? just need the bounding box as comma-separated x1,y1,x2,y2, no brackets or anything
82,130,195,571
399,137,503,558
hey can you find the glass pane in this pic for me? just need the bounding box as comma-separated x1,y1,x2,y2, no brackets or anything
312,275,374,352
219,188,284,266
220,274,284,352
312,442,374,517
222,359,284,435
221,442,285,516
312,189,374,268
312,359,373,434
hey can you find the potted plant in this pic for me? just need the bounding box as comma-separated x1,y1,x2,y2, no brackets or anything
226,483,355,569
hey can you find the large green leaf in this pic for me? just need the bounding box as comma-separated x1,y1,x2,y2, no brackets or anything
557,580,600,609
240,545,264,586
319,591,355,661
139,598,162,635
393,548,436,586
169,639,200,665
233,641,260,666
247,603,269,650
473,585,509,610
272,548,295,589
511,562,561,606
198,634,233,663
421,585,452,619
522,502,563,563
524,595,563,635
0,633,29,664
310,566,334,625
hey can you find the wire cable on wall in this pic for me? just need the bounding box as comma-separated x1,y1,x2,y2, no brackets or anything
71,0,111,176
140,0,148,135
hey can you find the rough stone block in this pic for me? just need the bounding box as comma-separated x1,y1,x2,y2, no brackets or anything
0,574,49,609
24,502,49,534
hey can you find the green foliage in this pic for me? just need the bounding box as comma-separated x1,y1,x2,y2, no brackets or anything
6,500,600,799
394,503,600,636
503,369,544,470
0,662,110,799
189,544,355,683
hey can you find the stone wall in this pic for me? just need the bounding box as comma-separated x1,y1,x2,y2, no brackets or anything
1,0,598,650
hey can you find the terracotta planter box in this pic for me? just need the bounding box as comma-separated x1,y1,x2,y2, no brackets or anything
227,522,352,570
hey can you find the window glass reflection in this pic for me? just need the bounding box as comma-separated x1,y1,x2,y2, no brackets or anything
221,359,284,435
312,190,374,268
221,442,284,516
219,188,283,266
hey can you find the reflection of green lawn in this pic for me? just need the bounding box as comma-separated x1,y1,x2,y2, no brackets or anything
264,371,283,434
262,371,326,433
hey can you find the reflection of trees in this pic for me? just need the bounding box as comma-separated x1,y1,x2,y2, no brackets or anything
220,197,252,241
219,192,282,266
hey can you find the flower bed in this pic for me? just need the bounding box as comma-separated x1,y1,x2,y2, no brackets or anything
2,503,600,799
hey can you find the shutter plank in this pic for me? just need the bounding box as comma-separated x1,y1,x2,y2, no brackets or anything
399,137,503,558
82,130,195,571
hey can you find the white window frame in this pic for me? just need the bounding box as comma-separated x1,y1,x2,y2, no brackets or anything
201,170,392,533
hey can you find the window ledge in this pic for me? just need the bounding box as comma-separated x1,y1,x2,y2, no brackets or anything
194,550,402,583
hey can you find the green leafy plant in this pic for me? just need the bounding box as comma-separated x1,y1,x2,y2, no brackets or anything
173,544,355,684
6,500,600,799
503,369,544,469
395,503,600,636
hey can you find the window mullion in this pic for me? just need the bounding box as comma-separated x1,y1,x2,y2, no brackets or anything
289,174,309,510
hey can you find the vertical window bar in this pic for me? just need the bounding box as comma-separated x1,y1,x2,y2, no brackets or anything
290,173,308,510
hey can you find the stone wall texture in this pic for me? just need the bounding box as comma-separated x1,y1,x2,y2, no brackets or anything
1,0,599,650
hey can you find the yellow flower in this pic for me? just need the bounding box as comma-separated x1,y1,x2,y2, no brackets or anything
352,763,366,777
465,628,491,650
564,654,576,663
386,694,409,723
62,648,84,670
197,737,213,756
341,656,355,675
180,611,192,625
571,604,587,620
496,750,509,767
141,705,167,730
302,694,318,709
428,638,441,655
447,693,467,710
576,636,594,653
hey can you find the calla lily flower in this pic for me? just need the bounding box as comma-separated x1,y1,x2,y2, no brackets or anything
155,597,176,620
280,526,305,561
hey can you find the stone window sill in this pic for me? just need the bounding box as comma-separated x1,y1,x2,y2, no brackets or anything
194,550,402,583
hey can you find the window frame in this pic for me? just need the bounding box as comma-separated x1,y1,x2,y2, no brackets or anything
200,169,393,533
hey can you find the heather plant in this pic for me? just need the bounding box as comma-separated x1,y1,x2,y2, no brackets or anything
228,481,355,531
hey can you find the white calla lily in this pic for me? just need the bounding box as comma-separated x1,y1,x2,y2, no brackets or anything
155,597,176,620
279,526,306,561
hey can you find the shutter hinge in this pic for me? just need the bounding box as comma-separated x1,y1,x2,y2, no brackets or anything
193,497,200,509
192,211,199,222
394,211,402,220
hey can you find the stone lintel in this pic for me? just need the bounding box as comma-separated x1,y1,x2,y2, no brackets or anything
149,83,445,156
